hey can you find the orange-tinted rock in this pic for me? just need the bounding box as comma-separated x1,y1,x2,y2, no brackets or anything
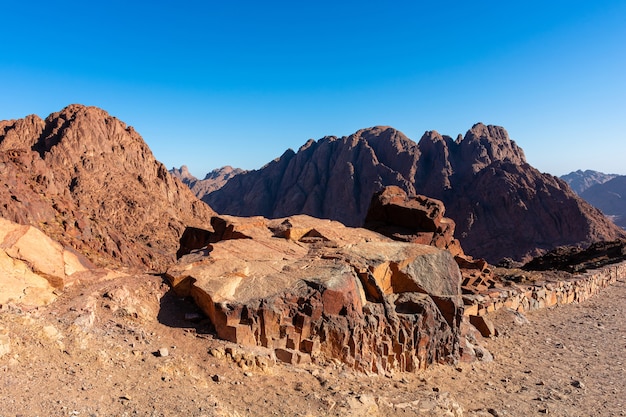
0,217,121,306
166,215,463,374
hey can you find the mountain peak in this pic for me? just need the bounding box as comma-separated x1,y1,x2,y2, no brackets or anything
205,123,625,262
1,105,215,271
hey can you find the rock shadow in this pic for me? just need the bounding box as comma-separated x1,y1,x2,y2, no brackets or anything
156,276,215,335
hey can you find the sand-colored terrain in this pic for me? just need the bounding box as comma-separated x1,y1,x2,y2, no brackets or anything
1,274,624,416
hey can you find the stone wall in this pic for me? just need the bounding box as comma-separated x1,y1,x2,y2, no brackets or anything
463,261,626,318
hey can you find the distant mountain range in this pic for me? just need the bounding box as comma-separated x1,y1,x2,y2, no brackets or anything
560,170,619,195
198,124,624,263
560,170,626,229
170,165,246,198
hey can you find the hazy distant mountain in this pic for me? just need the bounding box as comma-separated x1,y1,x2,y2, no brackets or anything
561,170,618,195
581,176,626,229
0,105,215,271
170,165,246,199
205,124,625,263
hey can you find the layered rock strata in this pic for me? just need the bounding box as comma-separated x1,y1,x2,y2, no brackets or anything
166,215,463,374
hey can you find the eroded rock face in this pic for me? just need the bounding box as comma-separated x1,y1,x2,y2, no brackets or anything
0,105,216,271
364,186,463,257
0,217,119,306
166,215,462,374
363,185,495,294
522,239,626,273
205,124,625,262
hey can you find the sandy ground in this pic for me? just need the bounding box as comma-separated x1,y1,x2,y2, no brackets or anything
0,274,624,417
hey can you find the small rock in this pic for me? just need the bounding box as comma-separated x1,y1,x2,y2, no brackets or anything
571,380,585,389
158,347,169,357
212,374,221,382
209,347,225,359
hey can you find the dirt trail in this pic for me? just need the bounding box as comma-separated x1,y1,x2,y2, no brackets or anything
1,275,624,416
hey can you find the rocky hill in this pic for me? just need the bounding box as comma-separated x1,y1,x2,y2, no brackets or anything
170,165,245,199
580,176,626,229
561,169,619,195
205,124,625,263
0,105,215,271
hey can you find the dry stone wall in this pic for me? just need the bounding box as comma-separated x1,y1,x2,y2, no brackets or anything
463,261,626,318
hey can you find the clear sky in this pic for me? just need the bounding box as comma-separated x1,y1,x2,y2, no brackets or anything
1,1,625,177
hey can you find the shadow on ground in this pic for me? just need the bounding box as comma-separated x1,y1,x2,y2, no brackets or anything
156,276,215,335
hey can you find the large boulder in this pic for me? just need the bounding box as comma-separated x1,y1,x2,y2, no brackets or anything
166,215,463,374
0,217,117,306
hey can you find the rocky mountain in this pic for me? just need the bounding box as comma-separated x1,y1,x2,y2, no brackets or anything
0,104,215,271
580,176,626,229
560,169,618,195
205,124,625,263
170,165,245,199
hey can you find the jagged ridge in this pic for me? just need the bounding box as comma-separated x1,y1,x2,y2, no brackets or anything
205,124,625,262
0,104,215,271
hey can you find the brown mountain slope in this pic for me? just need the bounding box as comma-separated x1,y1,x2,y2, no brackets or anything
205,124,625,262
0,104,215,271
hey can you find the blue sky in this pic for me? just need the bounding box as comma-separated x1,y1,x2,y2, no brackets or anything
1,1,625,177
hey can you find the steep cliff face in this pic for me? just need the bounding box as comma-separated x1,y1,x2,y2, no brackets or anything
205,123,625,262
205,126,419,226
0,105,215,271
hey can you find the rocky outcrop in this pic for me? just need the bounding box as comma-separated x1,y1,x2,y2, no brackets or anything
205,124,625,263
580,176,626,229
561,169,619,195
170,165,246,200
364,186,463,257
0,105,216,271
364,186,495,294
166,215,463,374
0,217,120,306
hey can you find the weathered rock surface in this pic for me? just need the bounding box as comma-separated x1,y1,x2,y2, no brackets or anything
205,124,625,262
364,185,463,257
580,175,626,229
364,185,496,294
561,169,619,195
0,105,216,271
166,215,463,374
170,165,246,200
0,217,120,306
